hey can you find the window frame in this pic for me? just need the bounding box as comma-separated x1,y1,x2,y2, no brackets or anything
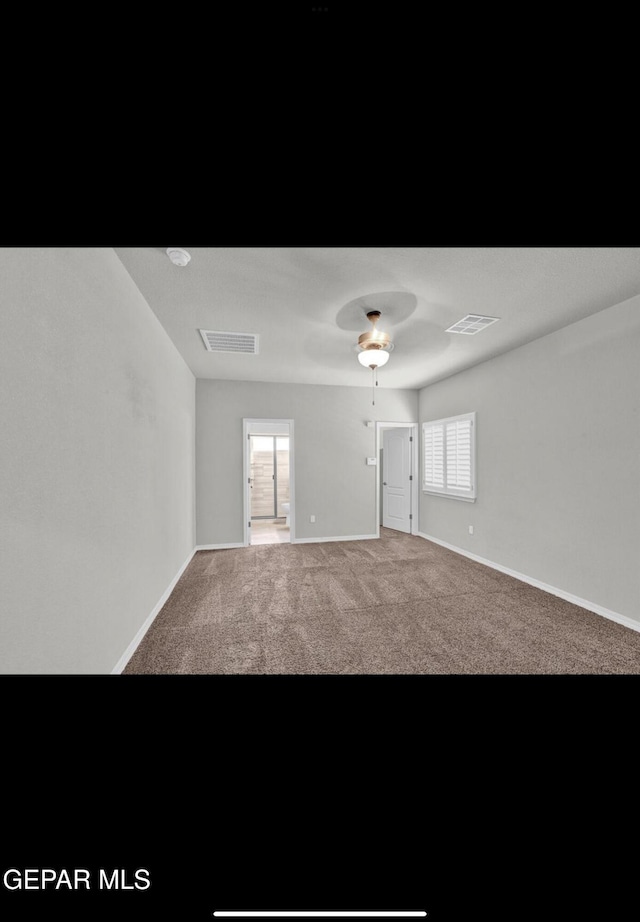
422,411,477,502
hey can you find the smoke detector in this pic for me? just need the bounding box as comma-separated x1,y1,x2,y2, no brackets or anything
166,247,191,267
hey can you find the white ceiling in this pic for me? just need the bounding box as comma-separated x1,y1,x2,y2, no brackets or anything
114,247,640,390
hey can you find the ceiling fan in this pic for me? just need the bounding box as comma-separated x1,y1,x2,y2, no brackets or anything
355,310,394,405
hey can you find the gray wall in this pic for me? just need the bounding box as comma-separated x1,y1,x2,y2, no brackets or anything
419,294,640,622
197,380,417,544
0,248,196,673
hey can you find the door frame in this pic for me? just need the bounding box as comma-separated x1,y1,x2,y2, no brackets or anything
243,418,295,547
376,421,419,537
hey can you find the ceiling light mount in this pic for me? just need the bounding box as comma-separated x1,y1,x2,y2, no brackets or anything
166,247,191,267
357,311,392,354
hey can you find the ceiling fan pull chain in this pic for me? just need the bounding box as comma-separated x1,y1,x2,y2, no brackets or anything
372,367,375,406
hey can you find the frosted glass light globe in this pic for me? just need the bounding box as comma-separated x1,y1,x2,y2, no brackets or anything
358,349,390,368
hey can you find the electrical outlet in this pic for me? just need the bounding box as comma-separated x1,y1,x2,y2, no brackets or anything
468,525,474,535
310,515,316,523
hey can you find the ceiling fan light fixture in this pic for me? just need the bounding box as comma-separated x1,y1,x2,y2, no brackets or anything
355,309,394,406
358,348,390,368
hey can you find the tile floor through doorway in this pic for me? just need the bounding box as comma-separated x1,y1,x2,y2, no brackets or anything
251,518,290,545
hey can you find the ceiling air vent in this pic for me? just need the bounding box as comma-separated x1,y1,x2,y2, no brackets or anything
199,330,259,354
445,314,500,335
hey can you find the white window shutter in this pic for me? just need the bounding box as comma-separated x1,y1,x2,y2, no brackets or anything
422,412,476,500
423,422,445,489
446,418,472,491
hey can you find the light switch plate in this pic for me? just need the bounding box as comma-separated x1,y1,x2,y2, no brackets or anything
367,457,377,465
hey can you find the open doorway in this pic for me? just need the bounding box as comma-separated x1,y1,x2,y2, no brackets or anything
243,419,295,546
249,434,290,544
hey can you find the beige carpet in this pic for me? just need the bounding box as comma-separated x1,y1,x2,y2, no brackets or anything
123,528,640,674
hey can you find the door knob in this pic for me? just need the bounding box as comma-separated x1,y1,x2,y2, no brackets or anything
383,481,387,485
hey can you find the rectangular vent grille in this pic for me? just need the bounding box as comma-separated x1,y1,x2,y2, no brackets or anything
445,314,500,335
199,330,259,354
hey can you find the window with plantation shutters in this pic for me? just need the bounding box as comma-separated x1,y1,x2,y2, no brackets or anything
422,412,476,500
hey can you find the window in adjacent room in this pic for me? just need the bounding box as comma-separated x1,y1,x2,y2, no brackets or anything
422,412,476,500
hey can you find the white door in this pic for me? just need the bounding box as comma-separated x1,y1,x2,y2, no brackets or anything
382,428,412,533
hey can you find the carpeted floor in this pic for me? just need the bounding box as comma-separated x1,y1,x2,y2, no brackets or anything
123,528,640,674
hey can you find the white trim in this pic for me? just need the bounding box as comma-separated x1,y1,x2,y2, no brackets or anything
195,543,245,551
423,492,476,503
110,548,197,674
375,421,419,537
243,418,295,548
292,534,378,544
417,532,640,634
213,909,427,919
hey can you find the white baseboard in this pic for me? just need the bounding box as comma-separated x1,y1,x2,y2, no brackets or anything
111,548,197,674
196,542,245,550
417,532,640,634
292,534,378,544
